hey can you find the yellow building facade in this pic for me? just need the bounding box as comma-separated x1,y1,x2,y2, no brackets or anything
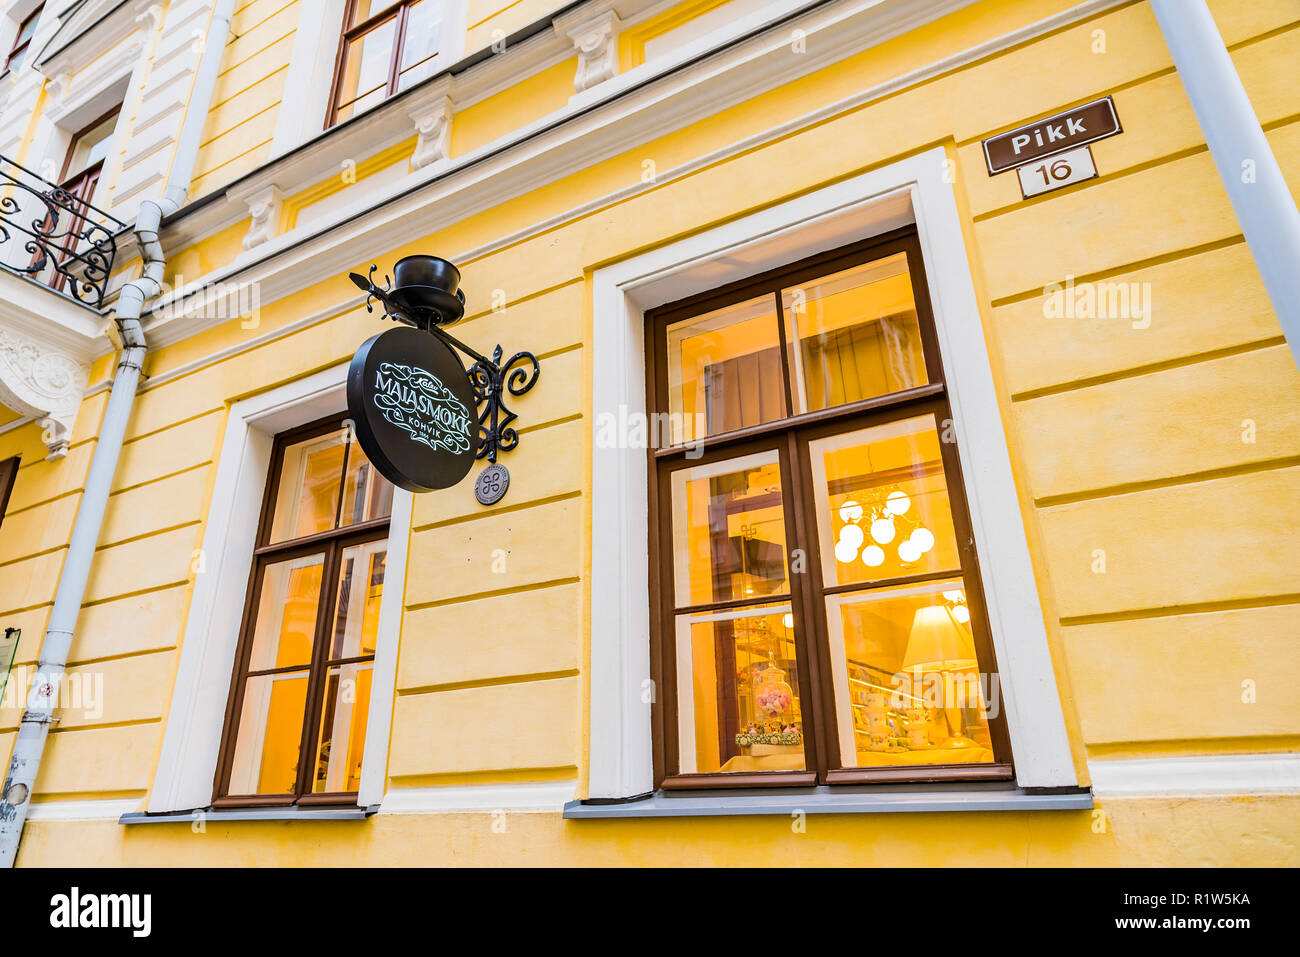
0,0,1298,866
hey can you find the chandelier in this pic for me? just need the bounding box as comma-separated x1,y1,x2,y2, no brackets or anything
833,490,936,568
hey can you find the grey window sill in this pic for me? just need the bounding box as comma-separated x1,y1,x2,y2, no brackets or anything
121,805,379,824
563,783,1093,819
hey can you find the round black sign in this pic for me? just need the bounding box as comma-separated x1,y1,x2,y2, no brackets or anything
347,326,478,492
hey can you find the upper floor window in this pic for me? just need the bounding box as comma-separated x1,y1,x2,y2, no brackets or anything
327,0,444,127
37,105,118,294
59,106,118,203
214,416,395,807
3,4,41,73
0,456,17,528
648,229,1012,789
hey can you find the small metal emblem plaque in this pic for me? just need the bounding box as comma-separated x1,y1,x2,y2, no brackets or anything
475,463,510,506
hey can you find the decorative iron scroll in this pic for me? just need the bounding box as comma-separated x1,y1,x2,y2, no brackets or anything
349,264,540,464
0,155,128,309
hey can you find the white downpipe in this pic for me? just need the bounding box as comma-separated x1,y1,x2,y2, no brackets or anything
0,0,237,868
1151,0,1300,371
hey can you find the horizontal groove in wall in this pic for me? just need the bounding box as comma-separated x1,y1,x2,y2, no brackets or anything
80,579,194,611
388,766,578,789
410,485,582,532
109,461,211,498
1033,455,1300,510
972,142,1211,224
988,234,1246,309
1085,735,1300,761
92,520,201,554
1059,592,1300,628
1009,335,1285,402
404,576,581,613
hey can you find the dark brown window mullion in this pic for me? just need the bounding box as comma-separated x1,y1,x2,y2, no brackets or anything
327,0,408,128
387,2,411,97
293,538,345,802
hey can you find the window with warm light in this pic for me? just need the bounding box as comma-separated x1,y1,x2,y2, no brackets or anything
327,0,445,127
214,416,394,807
649,228,1011,789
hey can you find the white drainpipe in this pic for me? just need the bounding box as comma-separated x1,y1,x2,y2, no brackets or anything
1151,0,1300,370
0,0,237,868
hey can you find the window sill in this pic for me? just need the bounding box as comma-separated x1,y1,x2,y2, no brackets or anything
120,805,379,825
562,783,1092,819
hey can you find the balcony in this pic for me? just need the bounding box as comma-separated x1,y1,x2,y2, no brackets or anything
0,153,128,310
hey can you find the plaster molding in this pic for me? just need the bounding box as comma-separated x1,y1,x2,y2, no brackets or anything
407,78,455,172
35,0,157,81
559,7,622,93
1089,753,1300,797
230,183,284,250
147,0,1008,341
0,317,91,459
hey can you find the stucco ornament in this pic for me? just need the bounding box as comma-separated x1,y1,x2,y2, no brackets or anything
410,96,453,172
0,327,91,460
240,186,283,250
566,11,622,93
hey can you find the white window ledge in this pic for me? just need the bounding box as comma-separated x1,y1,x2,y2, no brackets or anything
563,785,1093,819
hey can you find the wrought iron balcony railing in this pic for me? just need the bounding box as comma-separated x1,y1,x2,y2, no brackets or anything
0,153,128,309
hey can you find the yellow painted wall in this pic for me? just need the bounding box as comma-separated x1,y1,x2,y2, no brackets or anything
6,0,1300,865
190,0,300,197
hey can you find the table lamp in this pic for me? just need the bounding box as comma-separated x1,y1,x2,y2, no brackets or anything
902,604,979,750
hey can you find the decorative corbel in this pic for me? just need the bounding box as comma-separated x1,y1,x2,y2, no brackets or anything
408,78,454,172
559,8,622,94
0,326,90,460
229,184,283,251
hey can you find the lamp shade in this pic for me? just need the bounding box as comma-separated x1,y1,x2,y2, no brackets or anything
902,605,977,672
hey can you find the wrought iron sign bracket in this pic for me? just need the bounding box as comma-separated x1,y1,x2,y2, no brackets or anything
349,263,540,466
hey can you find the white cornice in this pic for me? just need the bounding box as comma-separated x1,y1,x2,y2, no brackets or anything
1089,753,1300,797
146,0,1126,351
35,0,155,82
0,270,105,457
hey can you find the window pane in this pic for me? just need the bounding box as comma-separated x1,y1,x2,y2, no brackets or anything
339,444,394,528
312,662,373,793
674,603,804,774
782,252,927,413
246,554,325,672
397,0,442,90
64,112,118,183
327,543,386,660
228,670,310,794
670,450,788,607
808,415,962,588
351,0,401,22
666,294,785,444
825,579,994,769
335,19,397,117
269,430,348,543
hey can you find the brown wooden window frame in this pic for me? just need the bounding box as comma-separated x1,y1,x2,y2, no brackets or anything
4,4,42,73
0,456,18,528
325,0,441,130
34,104,120,294
212,414,391,808
646,226,1015,792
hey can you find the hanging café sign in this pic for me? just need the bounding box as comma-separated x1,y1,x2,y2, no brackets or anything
346,256,539,503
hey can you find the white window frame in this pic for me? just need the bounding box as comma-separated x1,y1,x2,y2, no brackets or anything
588,146,1077,798
150,363,412,812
